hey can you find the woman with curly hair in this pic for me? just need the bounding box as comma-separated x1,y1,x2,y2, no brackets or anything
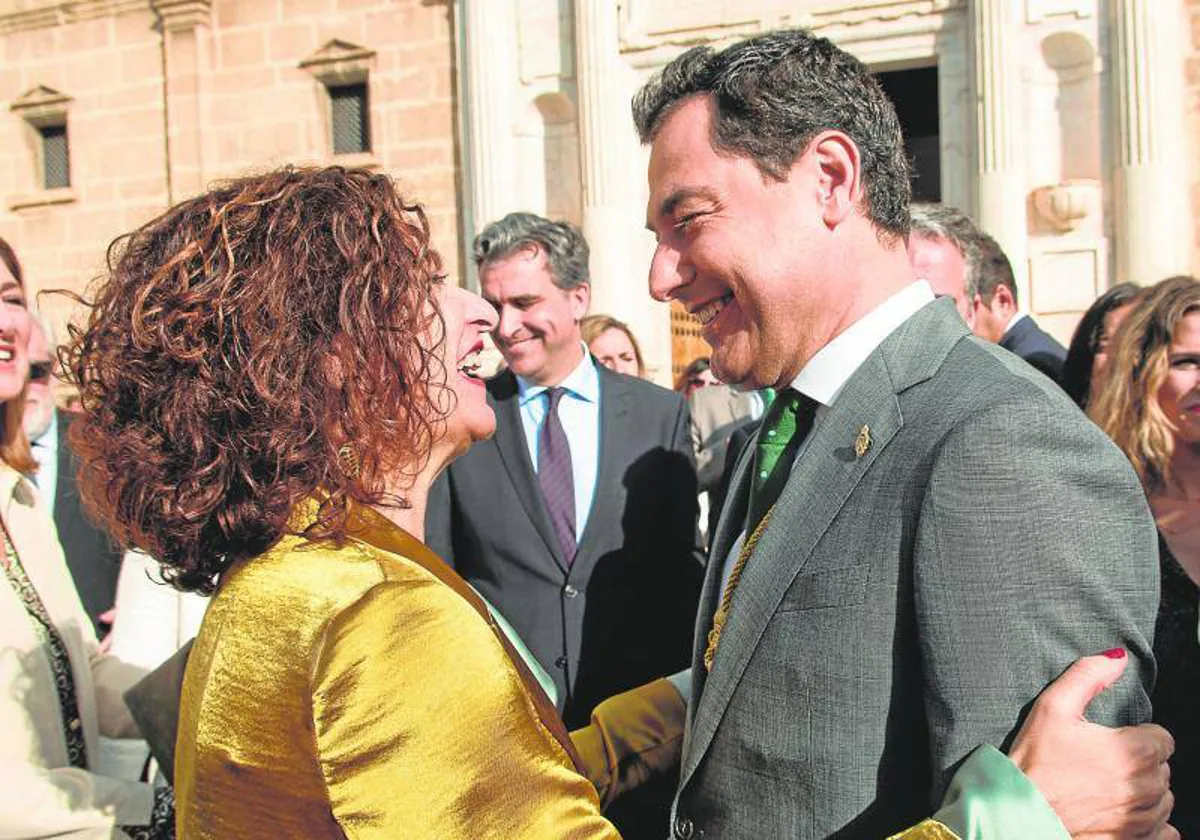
0,236,172,838
1089,274,1200,837
66,167,1172,839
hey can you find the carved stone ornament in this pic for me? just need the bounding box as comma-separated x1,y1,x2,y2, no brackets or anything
299,39,377,86
9,85,71,128
1031,179,1100,233
151,0,214,32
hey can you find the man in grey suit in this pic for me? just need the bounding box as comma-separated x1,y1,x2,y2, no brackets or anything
426,213,703,836
633,29,1161,839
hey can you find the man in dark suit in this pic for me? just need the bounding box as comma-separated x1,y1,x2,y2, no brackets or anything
969,233,1067,381
24,316,122,636
634,29,1163,839
426,213,703,709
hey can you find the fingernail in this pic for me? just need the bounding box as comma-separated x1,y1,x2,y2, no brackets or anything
1102,647,1126,659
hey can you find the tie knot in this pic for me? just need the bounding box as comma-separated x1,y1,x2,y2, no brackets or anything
544,387,566,411
761,389,808,441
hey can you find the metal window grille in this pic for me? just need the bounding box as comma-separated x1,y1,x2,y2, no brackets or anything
40,125,70,189
329,83,369,155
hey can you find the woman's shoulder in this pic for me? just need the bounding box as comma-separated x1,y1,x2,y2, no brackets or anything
214,530,444,619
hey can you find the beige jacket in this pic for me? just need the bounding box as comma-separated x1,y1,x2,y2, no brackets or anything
0,464,151,839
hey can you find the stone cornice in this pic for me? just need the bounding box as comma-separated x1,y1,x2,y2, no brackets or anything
9,84,71,126
299,39,377,85
0,0,148,35
151,0,212,32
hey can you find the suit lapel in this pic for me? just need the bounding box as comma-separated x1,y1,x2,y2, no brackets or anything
488,372,566,571
679,354,904,788
687,432,756,710
572,366,628,575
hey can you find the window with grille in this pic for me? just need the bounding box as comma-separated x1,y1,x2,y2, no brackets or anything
39,124,70,189
329,83,370,155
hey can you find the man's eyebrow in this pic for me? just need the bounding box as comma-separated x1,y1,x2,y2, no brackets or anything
646,186,721,231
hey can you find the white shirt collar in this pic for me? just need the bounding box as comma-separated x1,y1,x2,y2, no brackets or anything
790,281,935,407
1003,311,1028,337
516,342,600,405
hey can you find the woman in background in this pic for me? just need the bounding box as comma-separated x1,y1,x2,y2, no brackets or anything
583,314,645,378
1060,282,1140,410
0,236,170,838
1090,274,1200,838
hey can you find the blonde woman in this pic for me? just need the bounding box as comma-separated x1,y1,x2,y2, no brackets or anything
582,314,645,378
1090,273,1200,838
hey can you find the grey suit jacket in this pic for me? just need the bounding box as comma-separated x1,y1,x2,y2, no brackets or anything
426,361,705,728
671,298,1158,839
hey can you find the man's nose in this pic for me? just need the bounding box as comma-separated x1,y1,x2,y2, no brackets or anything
495,306,522,340
648,243,685,303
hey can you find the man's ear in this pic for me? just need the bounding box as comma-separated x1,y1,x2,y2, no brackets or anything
807,131,863,230
994,283,1017,314
570,282,591,321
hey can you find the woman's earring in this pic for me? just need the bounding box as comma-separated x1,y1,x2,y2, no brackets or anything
337,444,361,478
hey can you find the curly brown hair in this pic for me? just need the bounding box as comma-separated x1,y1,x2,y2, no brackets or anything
64,167,449,593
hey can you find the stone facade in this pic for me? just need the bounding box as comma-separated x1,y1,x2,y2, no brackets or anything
1187,0,1200,269
462,0,1200,381
0,0,459,344
2,1,1198,384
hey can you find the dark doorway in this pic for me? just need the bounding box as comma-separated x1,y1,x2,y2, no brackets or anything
876,66,941,202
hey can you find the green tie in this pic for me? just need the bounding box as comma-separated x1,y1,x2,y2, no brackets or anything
745,389,816,532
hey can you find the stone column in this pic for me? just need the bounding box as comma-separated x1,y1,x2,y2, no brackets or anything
459,0,519,286
970,0,1029,303
573,0,670,381
1109,0,1191,284
152,0,214,203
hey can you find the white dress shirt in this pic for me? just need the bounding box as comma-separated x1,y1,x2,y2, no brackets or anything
717,281,936,600
30,410,59,505
516,345,601,541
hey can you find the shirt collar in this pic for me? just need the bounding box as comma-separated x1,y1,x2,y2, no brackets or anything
790,280,934,407
0,461,36,520
31,410,57,452
1003,311,1028,337
516,343,600,406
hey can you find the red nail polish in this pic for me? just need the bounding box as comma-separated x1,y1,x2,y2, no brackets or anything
1102,647,1126,659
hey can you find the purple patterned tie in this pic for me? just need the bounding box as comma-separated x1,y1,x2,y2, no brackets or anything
538,387,577,564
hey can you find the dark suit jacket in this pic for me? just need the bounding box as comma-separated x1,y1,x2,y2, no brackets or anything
426,362,704,728
673,298,1158,838
999,315,1067,382
706,417,757,540
49,412,122,635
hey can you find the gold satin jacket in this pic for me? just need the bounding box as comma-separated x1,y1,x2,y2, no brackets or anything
175,501,616,838
175,499,964,839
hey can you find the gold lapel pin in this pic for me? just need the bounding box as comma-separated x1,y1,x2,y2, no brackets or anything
854,424,872,458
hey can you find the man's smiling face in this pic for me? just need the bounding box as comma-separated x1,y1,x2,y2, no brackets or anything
479,245,589,387
644,95,833,390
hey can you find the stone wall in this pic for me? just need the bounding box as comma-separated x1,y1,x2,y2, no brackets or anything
0,0,461,345
1188,0,1200,275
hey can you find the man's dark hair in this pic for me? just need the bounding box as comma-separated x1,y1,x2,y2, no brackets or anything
473,212,589,291
972,233,1017,305
631,28,911,240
